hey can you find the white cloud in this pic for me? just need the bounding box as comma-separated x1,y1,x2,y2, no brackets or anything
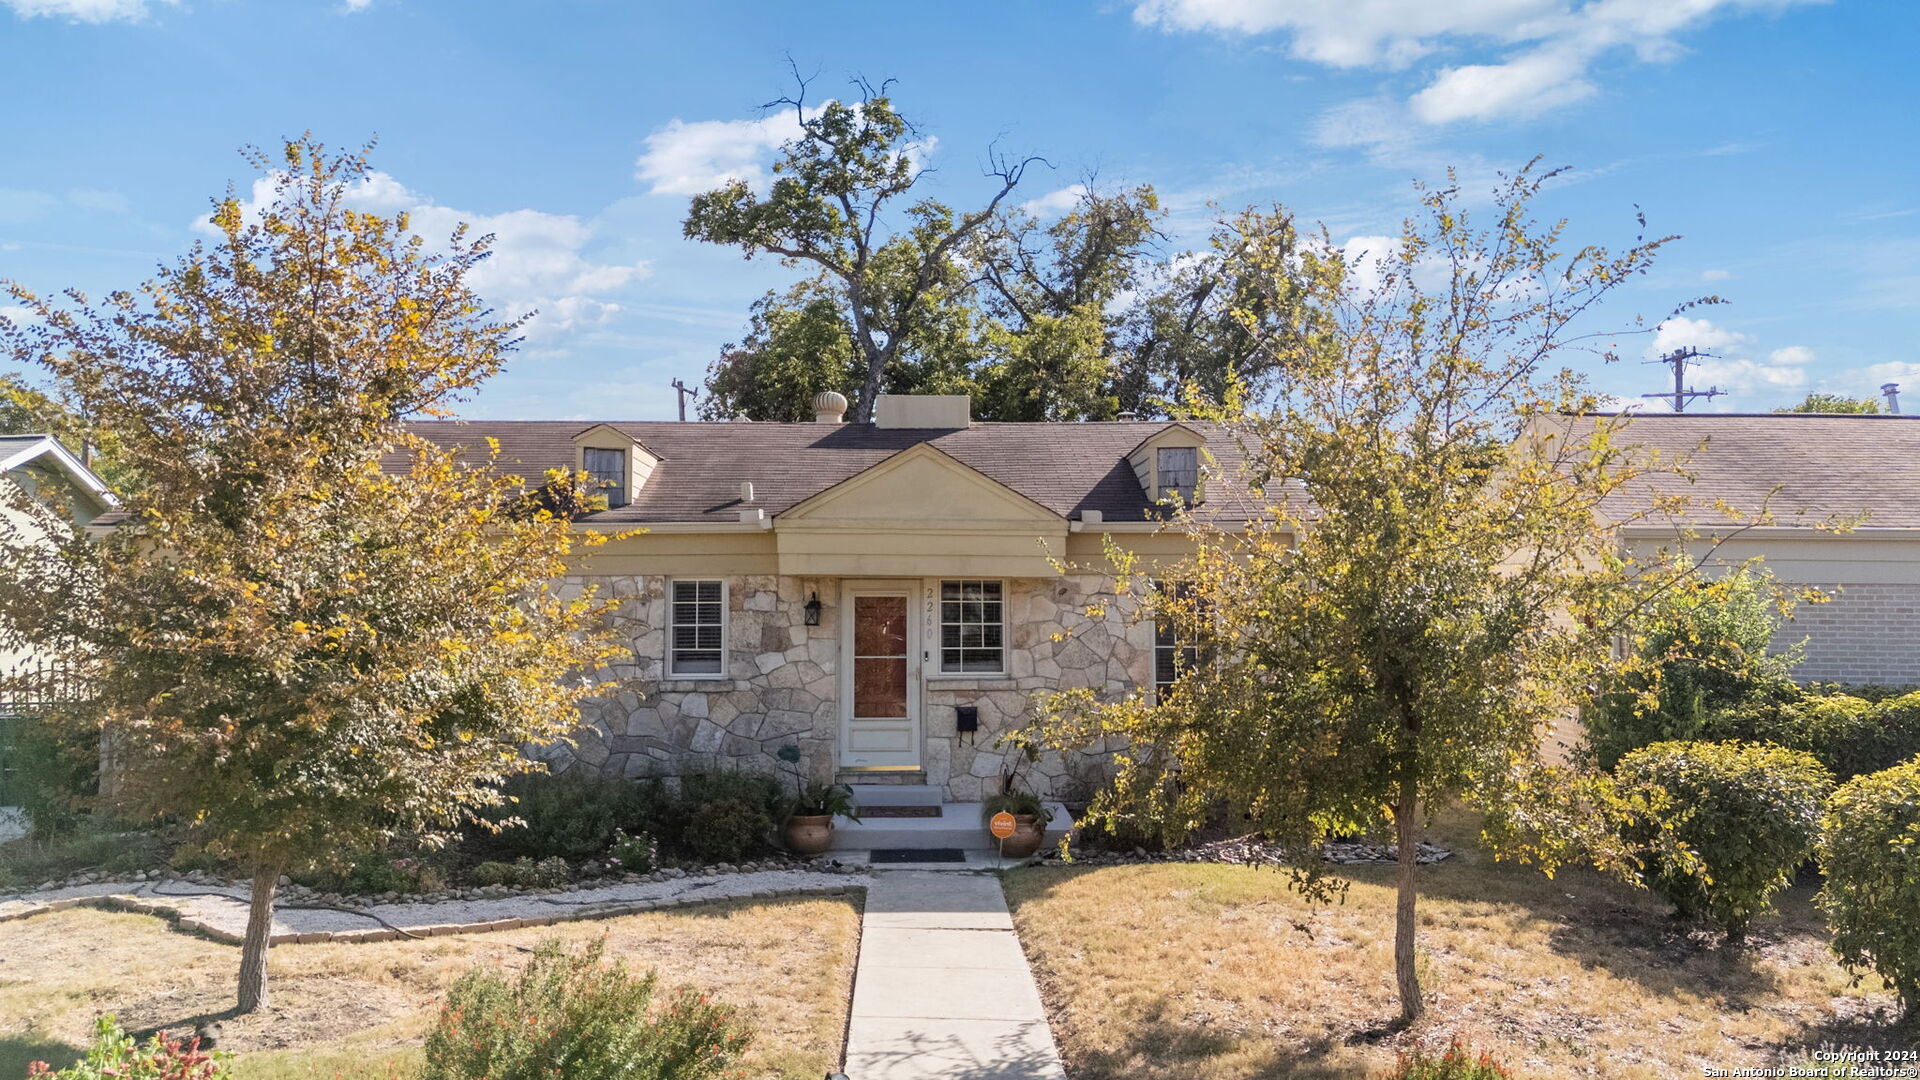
0,304,37,328
632,102,927,199
64,188,132,215
3,0,171,21
0,186,133,224
1646,317,1816,395
342,0,374,9
1132,0,1561,67
1843,362,1920,404
1139,0,1826,126
1409,44,1596,124
0,188,61,225
635,112,807,196
1650,315,1752,357
1021,184,1088,218
196,172,648,339
1701,268,1732,282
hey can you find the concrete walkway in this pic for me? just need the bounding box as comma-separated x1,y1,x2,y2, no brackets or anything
843,870,1067,1080
0,868,869,944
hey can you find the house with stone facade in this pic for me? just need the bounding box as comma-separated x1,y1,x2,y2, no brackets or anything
405,399,1920,816
409,393,1246,810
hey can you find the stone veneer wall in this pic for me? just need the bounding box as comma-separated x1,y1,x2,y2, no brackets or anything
547,574,1149,801
1779,582,1920,685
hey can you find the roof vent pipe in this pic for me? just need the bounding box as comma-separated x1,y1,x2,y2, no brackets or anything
1117,410,1138,421
1883,383,1902,414
739,481,754,503
812,391,848,424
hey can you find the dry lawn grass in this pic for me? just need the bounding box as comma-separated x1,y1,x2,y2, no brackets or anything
1005,825,1908,1079
0,895,859,1080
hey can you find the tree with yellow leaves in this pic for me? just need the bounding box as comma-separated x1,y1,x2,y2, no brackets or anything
1018,162,1725,1026
0,139,623,1014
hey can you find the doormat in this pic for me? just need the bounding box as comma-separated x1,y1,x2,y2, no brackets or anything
869,848,967,864
858,805,942,818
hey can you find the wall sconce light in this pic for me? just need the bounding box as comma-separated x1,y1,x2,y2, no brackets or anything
803,591,822,626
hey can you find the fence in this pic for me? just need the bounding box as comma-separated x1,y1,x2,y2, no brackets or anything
0,657,87,807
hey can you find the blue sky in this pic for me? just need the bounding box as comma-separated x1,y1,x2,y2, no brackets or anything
2,0,1914,419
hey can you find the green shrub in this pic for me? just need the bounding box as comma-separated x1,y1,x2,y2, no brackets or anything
676,771,785,820
468,859,527,887
1739,691,1920,782
645,771,784,861
6,714,96,837
681,798,773,863
0,821,163,890
1373,1040,1513,1079
609,829,657,874
28,1014,230,1079
1804,681,1920,703
1818,758,1920,1016
1584,564,1801,769
1615,740,1834,941
466,855,571,889
472,771,654,861
421,937,751,1080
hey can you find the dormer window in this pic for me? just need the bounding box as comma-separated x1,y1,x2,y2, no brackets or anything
583,447,628,508
1157,446,1198,503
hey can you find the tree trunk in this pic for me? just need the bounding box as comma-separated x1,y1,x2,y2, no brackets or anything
1393,776,1424,1025
236,865,280,1014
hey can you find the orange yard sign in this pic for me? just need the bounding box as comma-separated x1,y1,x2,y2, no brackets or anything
989,811,1017,839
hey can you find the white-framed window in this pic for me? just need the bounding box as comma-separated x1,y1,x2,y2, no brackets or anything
938,579,1005,674
1157,446,1198,503
1151,580,1199,702
669,579,726,677
583,447,628,508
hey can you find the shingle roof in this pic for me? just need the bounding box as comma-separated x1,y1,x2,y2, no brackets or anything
1570,412,1920,529
0,434,51,460
401,419,1256,526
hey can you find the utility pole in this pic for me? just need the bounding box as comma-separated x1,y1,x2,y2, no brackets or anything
670,378,698,422
1641,347,1723,412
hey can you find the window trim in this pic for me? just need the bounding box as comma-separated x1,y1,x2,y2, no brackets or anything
1150,579,1200,704
583,446,629,508
667,578,729,680
1156,445,1199,504
930,578,1009,678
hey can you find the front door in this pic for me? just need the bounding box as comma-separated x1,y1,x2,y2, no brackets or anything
838,581,922,771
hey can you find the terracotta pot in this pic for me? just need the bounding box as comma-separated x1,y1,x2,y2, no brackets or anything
992,814,1047,859
784,813,834,856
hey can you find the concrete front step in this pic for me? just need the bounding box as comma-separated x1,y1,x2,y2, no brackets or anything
847,783,944,807
833,800,1074,852
835,769,928,786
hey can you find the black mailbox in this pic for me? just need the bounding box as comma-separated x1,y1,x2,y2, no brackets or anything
955,705,980,733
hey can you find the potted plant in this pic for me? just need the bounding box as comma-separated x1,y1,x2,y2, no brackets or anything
981,790,1054,858
783,780,860,855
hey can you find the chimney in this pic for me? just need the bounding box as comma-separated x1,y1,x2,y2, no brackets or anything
872,394,971,429
812,391,848,424
1883,383,1902,414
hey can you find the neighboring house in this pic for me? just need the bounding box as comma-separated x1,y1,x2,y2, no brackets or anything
0,434,116,821
1581,411,1920,685
410,401,1920,806
409,393,1249,804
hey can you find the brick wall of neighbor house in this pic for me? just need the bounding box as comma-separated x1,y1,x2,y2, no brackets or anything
545,574,1148,801
1779,582,1920,685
